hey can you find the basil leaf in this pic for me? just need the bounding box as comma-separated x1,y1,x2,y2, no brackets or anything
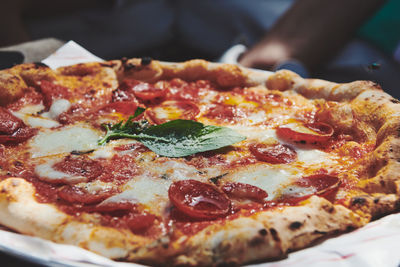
98,118,150,145
137,120,246,157
99,119,246,157
133,107,145,118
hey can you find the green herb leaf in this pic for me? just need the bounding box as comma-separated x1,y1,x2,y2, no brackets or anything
98,117,150,145
133,107,145,118
99,119,246,157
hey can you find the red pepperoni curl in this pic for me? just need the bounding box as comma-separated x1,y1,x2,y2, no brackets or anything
282,174,340,205
0,127,36,144
0,107,25,135
120,79,167,101
222,182,268,203
58,186,113,204
0,107,35,144
88,201,156,233
168,180,231,220
249,143,297,164
297,174,340,202
277,122,334,144
145,100,200,124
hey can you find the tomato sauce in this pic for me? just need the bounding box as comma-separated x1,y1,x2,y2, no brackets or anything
6,88,43,111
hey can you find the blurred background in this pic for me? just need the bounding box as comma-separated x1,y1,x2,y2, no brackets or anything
0,0,399,93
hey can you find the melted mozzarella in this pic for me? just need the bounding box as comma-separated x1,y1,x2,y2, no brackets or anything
296,148,335,165
143,159,202,181
76,180,114,194
246,111,267,124
226,164,300,200
101,172,172,214
12,100,71,128
30,124,101,158
35,158,86,183
89,145,114,159
12,103,60,128
281,122,318,135
24,116,60,128
42,99,71,119
16,104,45,114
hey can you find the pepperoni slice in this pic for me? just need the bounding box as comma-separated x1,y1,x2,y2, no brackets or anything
124,212,157,233
0,107,25,135
203,104,244,124
168,180,231,220
0,107,35,144
0,127,36,144
53,155,103,181
39,80,71,108
283,174,340,204
249,143,297,164
145,100,200,124
165,79,209,101
222,182,268,202
58,186,113,204
277,122,333,144
120,79,167,101
97,101,138,116
90,202,156,233
297,174,340,201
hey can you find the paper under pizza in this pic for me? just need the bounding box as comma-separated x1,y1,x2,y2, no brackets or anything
0,58,399,266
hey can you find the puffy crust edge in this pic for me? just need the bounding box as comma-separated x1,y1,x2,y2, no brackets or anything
0,178,365,266
0,178,154,261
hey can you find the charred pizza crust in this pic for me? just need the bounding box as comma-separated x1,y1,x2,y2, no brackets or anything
0,59,399,266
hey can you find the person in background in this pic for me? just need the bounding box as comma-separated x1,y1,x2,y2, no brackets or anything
0,0,399,96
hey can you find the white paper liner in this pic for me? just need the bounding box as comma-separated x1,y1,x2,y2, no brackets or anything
42,40,103,69
0,41,399,267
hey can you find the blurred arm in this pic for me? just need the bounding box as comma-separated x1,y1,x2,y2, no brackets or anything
239,0,386,71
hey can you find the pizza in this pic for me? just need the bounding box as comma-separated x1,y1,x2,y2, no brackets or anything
0,58,399,266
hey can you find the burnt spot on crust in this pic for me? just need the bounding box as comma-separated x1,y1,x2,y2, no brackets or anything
33,62,49,69
100,62,118,68
374,197,380,204
269,228,280,242
141,57,152,66
390,99,400,104
313,230,327,235
289,221,303,230
351,197,366,206
321,204,335,213
124,62,137,70
258,228,268,236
